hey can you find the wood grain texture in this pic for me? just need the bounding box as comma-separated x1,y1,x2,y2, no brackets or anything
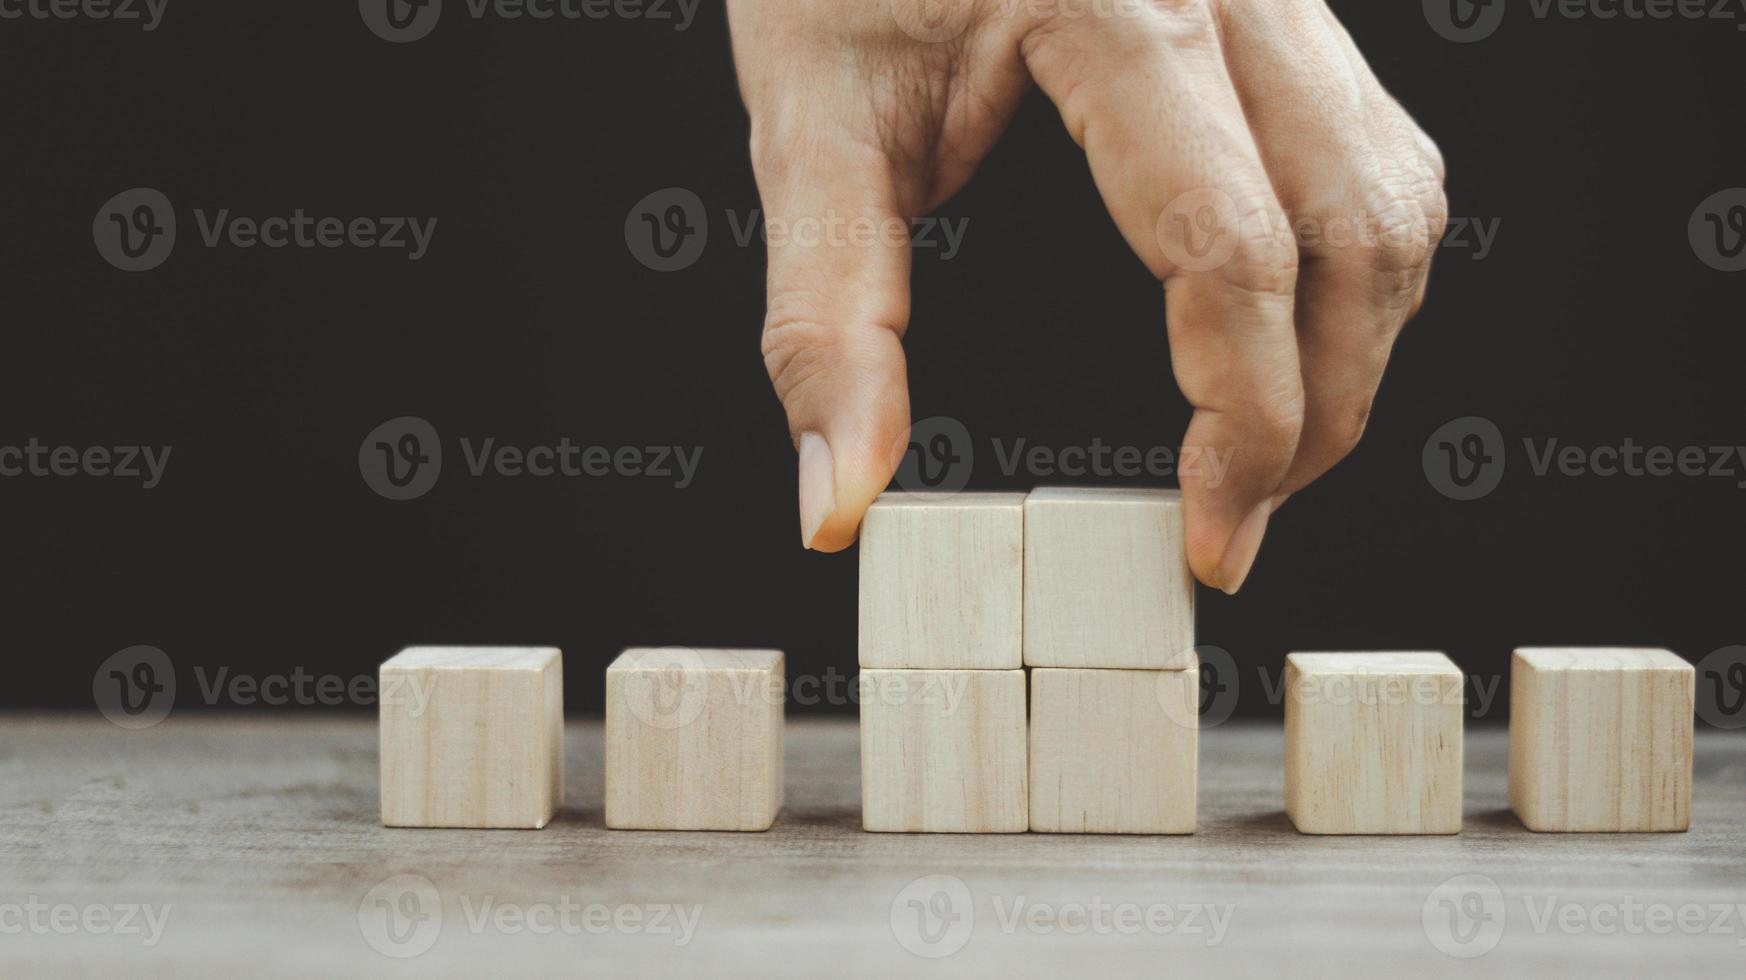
857,492,1024,670
1029,666,1198,834
379,646,563,829
1509,647,1694,833
1285,652,1464,835
1022,487,1195,669
859,668,1027,832
3,717,1743,978
605,648,784,831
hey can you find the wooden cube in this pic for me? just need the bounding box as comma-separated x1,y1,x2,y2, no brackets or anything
379,646,563,829
1285,652,1464,835
1023,487,1194,669
605,647,784,831
1029,665,1199,834
860,668,1027,832
858,492,1024,670
1510,647,1694,833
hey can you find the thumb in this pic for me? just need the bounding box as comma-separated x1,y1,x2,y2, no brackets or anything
752,130,914,551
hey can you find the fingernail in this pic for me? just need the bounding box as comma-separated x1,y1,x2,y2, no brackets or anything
797,431,835,549
1215,498,1273,596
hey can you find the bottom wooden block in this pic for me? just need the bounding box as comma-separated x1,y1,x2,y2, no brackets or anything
860,669,1027,833
1510,647,1694,833
1029,666,1198,834
379,646,564,829
1284,652,1464,835
605,648,785,831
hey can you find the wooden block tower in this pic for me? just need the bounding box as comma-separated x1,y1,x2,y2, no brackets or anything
1509,647,1694,833
858,492,1028,832
1024,487,1199,834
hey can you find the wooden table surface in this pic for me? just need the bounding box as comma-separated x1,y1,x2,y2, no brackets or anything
1,716,1740,978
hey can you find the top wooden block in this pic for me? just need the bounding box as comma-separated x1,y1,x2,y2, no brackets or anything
858,492,1025,670
1023,487,1194,669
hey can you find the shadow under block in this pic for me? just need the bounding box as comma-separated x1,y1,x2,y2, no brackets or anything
1509,647,1695,833
1022,487,1194,669
605,648,784,831
1284,652,1464,835
860,668,1027,832
379,646,564,829
1029,666,1199,834
858,492,1024,670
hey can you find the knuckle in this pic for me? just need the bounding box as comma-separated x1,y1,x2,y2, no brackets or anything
1357,179,1434,276
1146,0,1218,34
1319,395,1375,459
760,295,906,413
1245,389,1307,460
1220,203,1300,299
747,130,784,188
1418,179,1451,248
1150,0,1213,15
760,304,841,403
1069,0,1215,32
1025,0,1214,68
1416,128,1448,185
745,105,804,183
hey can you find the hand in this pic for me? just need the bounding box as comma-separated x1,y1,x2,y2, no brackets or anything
729,0,1447,593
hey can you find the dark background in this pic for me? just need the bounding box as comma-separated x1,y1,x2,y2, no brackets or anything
3,2,1742,718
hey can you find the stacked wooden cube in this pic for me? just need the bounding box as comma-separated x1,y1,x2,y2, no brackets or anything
858,488,1199,834
857,492,1029,833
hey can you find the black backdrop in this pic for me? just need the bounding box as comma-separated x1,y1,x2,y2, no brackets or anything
4,2,1744,718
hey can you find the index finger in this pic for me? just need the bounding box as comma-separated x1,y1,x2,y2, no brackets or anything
1021,8,1304,592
